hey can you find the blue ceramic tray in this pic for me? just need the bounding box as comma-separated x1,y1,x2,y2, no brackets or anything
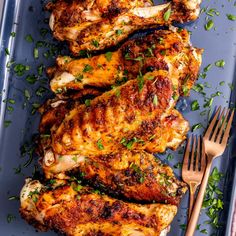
0,0,236,235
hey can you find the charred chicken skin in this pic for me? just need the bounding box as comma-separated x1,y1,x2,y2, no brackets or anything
20,179,177,236
47,0,202,53
48,29,203,96
42,149,187,205
49,71,180,157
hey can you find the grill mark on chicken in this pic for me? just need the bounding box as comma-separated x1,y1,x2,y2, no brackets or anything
50,71,175,156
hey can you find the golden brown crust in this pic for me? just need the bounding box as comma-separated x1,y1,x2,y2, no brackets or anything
20,180,177,236
50,71,175,156
47,0,202,53
48,29,203,97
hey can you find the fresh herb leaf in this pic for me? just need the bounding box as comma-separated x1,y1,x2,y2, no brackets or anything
97,139,104,150
105,52,112,62
83,64,93,73
191,100,200,111
25,34,34,43
163,8,171,21
205,19,214,31
227,14,236,21
115,29,123,35
153,95,158,106
85,99,91,107
215,60,225,68
192,123,203,131
4,120,11,128
91,40,99,48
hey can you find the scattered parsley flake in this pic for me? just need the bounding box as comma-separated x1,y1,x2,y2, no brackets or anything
163,8,171,21
105,52,112,62
83,64,93,73
85,99,91,107
115,29,123,35
205,19,214,31
25,34,34,43
215,60,225,67
192,123,203,131
227,14,236,21
97,139,104,150
153,95,158,106
4,120,11,128
191,100,200,111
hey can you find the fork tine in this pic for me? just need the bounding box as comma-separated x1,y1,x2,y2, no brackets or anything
200,136,206,170
190,135,196,171
195,136,201,171
204,106,221,139
182,136,191,171
221,109,234,144
216,108,230,143
211,107,226,141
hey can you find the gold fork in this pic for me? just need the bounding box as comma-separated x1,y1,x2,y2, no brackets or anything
182,135,206,218
186,106,235,236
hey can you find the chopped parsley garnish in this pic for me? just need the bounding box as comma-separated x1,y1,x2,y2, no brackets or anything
205,19,214,31
226,14,236,21
26,74,37,84
120,137,144,150
5,48,10,56
85,99,91,107
91,40,99,48
7,214,16,223
105,52,112,62
191,100,200,111
203,64,212,72
25,34,34,43
173,162,182,169
83,64,93,73
153,95,158,106
13,64,30,76
115,29,123,35
4,120,11,128
10,32,16,37
202,167,224,228
192,123,203,131
204,98,213,108
215,60,225,67
34,48,39,59
75,74,83,82
166,153,173,161
97,139,104,150
137,73,144,92
163,8,171,21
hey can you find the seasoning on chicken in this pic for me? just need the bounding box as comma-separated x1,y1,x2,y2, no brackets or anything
42,148,187,205
20,178,177,236
46,0,202,54
48,70,180,157
47,29,203,97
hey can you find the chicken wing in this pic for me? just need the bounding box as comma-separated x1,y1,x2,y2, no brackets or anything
20,178,177,236
47,0,202,53
47,29,203,97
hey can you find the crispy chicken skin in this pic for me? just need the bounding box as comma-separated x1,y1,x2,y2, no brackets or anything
47,29,203,97
50,71,178,156
20,179,177,236
46,0,202,53
42,149,187,205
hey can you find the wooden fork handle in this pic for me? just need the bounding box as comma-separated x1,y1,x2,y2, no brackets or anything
185,159,213,236
188,183,199,219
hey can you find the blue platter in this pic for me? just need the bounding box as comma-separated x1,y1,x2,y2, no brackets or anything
0,0,236,235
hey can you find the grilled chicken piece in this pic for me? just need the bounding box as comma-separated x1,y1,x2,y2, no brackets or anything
42,149,187,205
49,70,181,157
20,179,177,236
47,0,202,54
47,29,203,97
